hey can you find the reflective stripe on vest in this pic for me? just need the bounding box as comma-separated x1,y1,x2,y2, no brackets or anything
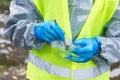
28,53,109,79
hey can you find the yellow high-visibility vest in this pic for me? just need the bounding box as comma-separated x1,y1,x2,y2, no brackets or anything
27,0,119,80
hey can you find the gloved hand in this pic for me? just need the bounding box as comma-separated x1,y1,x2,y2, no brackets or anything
65,37,101,63
34,21,65,43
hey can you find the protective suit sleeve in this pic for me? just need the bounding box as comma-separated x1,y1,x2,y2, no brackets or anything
4,0,44,49
93,3,120,65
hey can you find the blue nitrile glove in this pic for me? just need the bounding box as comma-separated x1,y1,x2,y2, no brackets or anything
34,21,65,43
65,37,101,63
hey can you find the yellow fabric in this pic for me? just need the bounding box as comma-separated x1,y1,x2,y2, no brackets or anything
27,0,119,80
77,0,119,39
33,0,97,69
27,62,110,80
34,0,72,39
30,44,96,68
27,62,70,80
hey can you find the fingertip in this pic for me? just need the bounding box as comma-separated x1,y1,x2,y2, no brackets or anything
62,30,65,35
76,58,89,63
73,40,80,45
64,55,72,59
64,56,70,60
61,37,65,41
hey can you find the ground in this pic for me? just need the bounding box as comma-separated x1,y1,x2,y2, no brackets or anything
0,10,28,80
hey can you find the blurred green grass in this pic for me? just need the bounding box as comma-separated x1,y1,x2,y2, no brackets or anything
0,0,11,12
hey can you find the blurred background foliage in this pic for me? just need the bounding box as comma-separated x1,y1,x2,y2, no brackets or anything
0,0,28,80
0,0,10,12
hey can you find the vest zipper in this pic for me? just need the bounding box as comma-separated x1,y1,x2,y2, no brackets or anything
71,62,76,80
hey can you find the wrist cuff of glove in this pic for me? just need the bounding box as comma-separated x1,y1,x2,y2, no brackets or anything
92,37,101,47
34,24,42,41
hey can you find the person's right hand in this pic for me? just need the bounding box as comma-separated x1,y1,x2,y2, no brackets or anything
34,21,65,43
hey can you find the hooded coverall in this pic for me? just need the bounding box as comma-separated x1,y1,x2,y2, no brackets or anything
4,0,120,80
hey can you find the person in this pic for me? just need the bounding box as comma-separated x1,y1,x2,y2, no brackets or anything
4,0,120,80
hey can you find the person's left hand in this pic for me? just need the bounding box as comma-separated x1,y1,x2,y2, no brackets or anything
65,37,101,63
